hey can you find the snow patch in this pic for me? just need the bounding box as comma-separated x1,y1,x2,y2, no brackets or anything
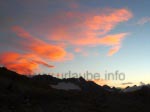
50,82,81,91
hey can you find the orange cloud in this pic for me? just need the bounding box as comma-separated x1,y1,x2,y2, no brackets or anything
72,33,127,46
46,8,132,55
0,52,55,75
70,33,128,56
31,60,55,68
12,26,67,61
0,52,36,74
85,9,132,34
0,26,71,74
107,45,121,56
74,48,82,53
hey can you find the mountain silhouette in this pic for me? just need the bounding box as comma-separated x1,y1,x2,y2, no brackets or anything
0,67,150,112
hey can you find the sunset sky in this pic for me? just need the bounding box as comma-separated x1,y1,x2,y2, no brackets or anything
0,0,150,87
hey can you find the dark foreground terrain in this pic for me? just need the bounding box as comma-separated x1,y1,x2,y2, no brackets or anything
0,67,150,112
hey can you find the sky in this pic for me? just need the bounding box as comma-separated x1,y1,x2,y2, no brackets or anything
0,0,150,87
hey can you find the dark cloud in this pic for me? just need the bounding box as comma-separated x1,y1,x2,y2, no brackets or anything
121,82,133,85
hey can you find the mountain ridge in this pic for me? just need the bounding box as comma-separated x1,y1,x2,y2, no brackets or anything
0,67,150,112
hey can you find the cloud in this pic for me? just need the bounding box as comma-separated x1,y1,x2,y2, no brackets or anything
12,26,67,61
0,52,38,74
31,60,55,68
72,33,127,47
137,17,150,25
74,48,82,53
0,52,55,74
46,8,132,55
121,82,133,85
107,45,121,56
0,26,73,74
84,8,132,34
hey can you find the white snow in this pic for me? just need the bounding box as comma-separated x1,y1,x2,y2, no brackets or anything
50,82,81,91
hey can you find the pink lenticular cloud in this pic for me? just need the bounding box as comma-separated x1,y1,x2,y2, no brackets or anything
0,26,73,74
12,26,67,61
45,8,132,56
0,52,54,75
84,9,132,33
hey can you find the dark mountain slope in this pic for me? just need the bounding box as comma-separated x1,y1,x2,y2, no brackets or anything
0,67,150,112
